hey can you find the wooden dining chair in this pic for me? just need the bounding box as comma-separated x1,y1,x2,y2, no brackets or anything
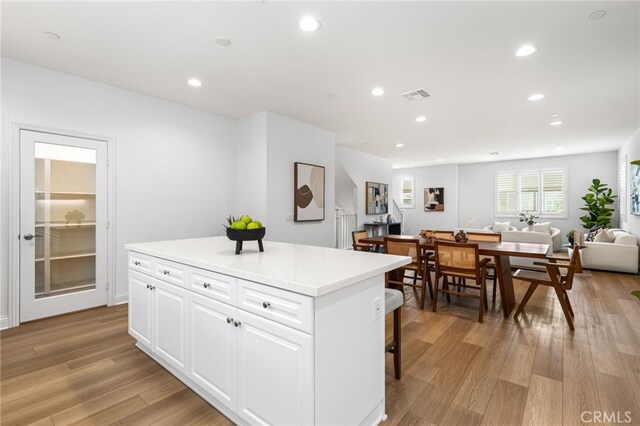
352,230,373,252
466,232,501,305
384,237,433,310
385,288,403,379
432,241,490,323
513,248,582,330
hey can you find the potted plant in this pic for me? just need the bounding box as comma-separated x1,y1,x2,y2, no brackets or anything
579,178,617,229
518,212,539,231
566,230,576,245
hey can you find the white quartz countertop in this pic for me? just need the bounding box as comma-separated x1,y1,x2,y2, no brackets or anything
126,236,411,297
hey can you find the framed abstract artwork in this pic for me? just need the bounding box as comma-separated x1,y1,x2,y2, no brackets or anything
366,182,389,214
294,162,325,221
631,162,640,216
424,187,444,211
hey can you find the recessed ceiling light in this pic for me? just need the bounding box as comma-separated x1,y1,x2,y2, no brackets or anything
395,143,404,148
371,87,385,96
436,158,443,162
326,93,336,99
187,78,203,87
299,16,321,32
549,120,564,126
215,37,231,47
528,93,545,101
44,31,61,40
490,152,500,156
516,45,538,57
551,113,560,117
589,10,607,20
555,145,563,151
415,116,426,123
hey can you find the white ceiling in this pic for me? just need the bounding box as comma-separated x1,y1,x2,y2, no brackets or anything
2,1,639,168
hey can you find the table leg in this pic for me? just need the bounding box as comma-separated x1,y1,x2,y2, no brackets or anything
494,255,516,318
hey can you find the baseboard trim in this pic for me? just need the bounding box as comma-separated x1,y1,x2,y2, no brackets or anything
115,292,128,305
1,315,9,330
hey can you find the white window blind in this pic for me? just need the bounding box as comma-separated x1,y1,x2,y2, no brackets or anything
399,176,415,208
496,172,517,215
519,171,539,212
619,159,627,221
496,169,567,217
542,170,565,214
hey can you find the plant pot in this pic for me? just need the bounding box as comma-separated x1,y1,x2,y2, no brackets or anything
226,227,266,254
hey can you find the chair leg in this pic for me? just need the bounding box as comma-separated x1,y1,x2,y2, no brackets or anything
478,278,485,323
393,307,401,379
514,282,539,319
432,274,440,312
564,291,575,317
419,275,426,310
492,277,497,305
426,270,434,301
444,277,451,303
553,285,575,330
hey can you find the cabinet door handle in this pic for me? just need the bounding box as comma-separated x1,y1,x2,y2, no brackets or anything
227,317,234,324
163,269,170,275
134,261,141,266
146,284,150,289
150,285,155,290
262,301,271,309
234,321,242,328
203,282,211,289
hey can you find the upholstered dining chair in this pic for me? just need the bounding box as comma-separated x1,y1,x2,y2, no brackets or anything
352,230,373,252
384,237,433,310
466,232,501,305
432,241,490,323
513,248,582,330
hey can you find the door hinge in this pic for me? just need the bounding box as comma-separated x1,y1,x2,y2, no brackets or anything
106,220,110,229
106,281,110,291
106,158,110,167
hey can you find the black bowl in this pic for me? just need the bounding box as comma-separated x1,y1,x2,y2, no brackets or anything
226,227,266,241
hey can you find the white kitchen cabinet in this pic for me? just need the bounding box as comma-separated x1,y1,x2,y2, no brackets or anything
236,309,313,426
153,279,188,375
187,292,237,414
128,271,153,347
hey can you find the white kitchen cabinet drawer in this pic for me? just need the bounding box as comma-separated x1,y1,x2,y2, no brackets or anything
189,267,236,305
129,252,153,275
154,258,187,288
237,279,313,334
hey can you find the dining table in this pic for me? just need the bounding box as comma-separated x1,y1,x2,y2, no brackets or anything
359,234,550,318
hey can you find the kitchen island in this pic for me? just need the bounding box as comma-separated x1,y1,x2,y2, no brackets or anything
126,236,410,426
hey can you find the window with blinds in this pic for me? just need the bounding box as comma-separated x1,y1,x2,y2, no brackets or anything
399,176,415,208
496,169,566,217
619,159,627,221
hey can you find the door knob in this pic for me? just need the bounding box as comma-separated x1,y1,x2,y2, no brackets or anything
23,233,41,241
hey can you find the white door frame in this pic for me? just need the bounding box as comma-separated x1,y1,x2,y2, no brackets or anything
8,122,116,328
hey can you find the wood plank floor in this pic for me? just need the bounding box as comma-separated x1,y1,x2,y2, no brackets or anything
2,270,639,425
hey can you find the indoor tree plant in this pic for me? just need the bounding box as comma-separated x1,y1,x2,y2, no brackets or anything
579,178,617,229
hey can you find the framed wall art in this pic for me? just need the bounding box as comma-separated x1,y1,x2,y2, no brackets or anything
424,187,444,211
631,161,640,216
366,181,389,214
294,162,325,221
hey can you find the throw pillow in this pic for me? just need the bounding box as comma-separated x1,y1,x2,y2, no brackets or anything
593,228,615,243
586,226,602,242
492,221,511,233
531,222,551,234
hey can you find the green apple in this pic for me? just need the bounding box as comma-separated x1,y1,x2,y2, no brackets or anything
240,215,253,225
253,220,262,228
234,221,247,230
247,222,259,230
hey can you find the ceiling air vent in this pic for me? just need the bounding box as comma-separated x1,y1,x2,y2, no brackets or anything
399,89,431,101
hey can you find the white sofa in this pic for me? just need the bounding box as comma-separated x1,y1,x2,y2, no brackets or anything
501,230,553,269
520,226,562,252
569,229,639,274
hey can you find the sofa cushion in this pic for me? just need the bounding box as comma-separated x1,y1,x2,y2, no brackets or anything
593,228,615,243
587,226,603,242
532,222,551,234
492,221,511,233
613,231,637,246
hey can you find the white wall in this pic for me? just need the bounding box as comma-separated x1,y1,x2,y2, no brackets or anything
236,112,268,223
335,146,393,230
619,129,640,240
266,112,336,247
335,160,357,214
393,164,459,235
1,59,237,321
